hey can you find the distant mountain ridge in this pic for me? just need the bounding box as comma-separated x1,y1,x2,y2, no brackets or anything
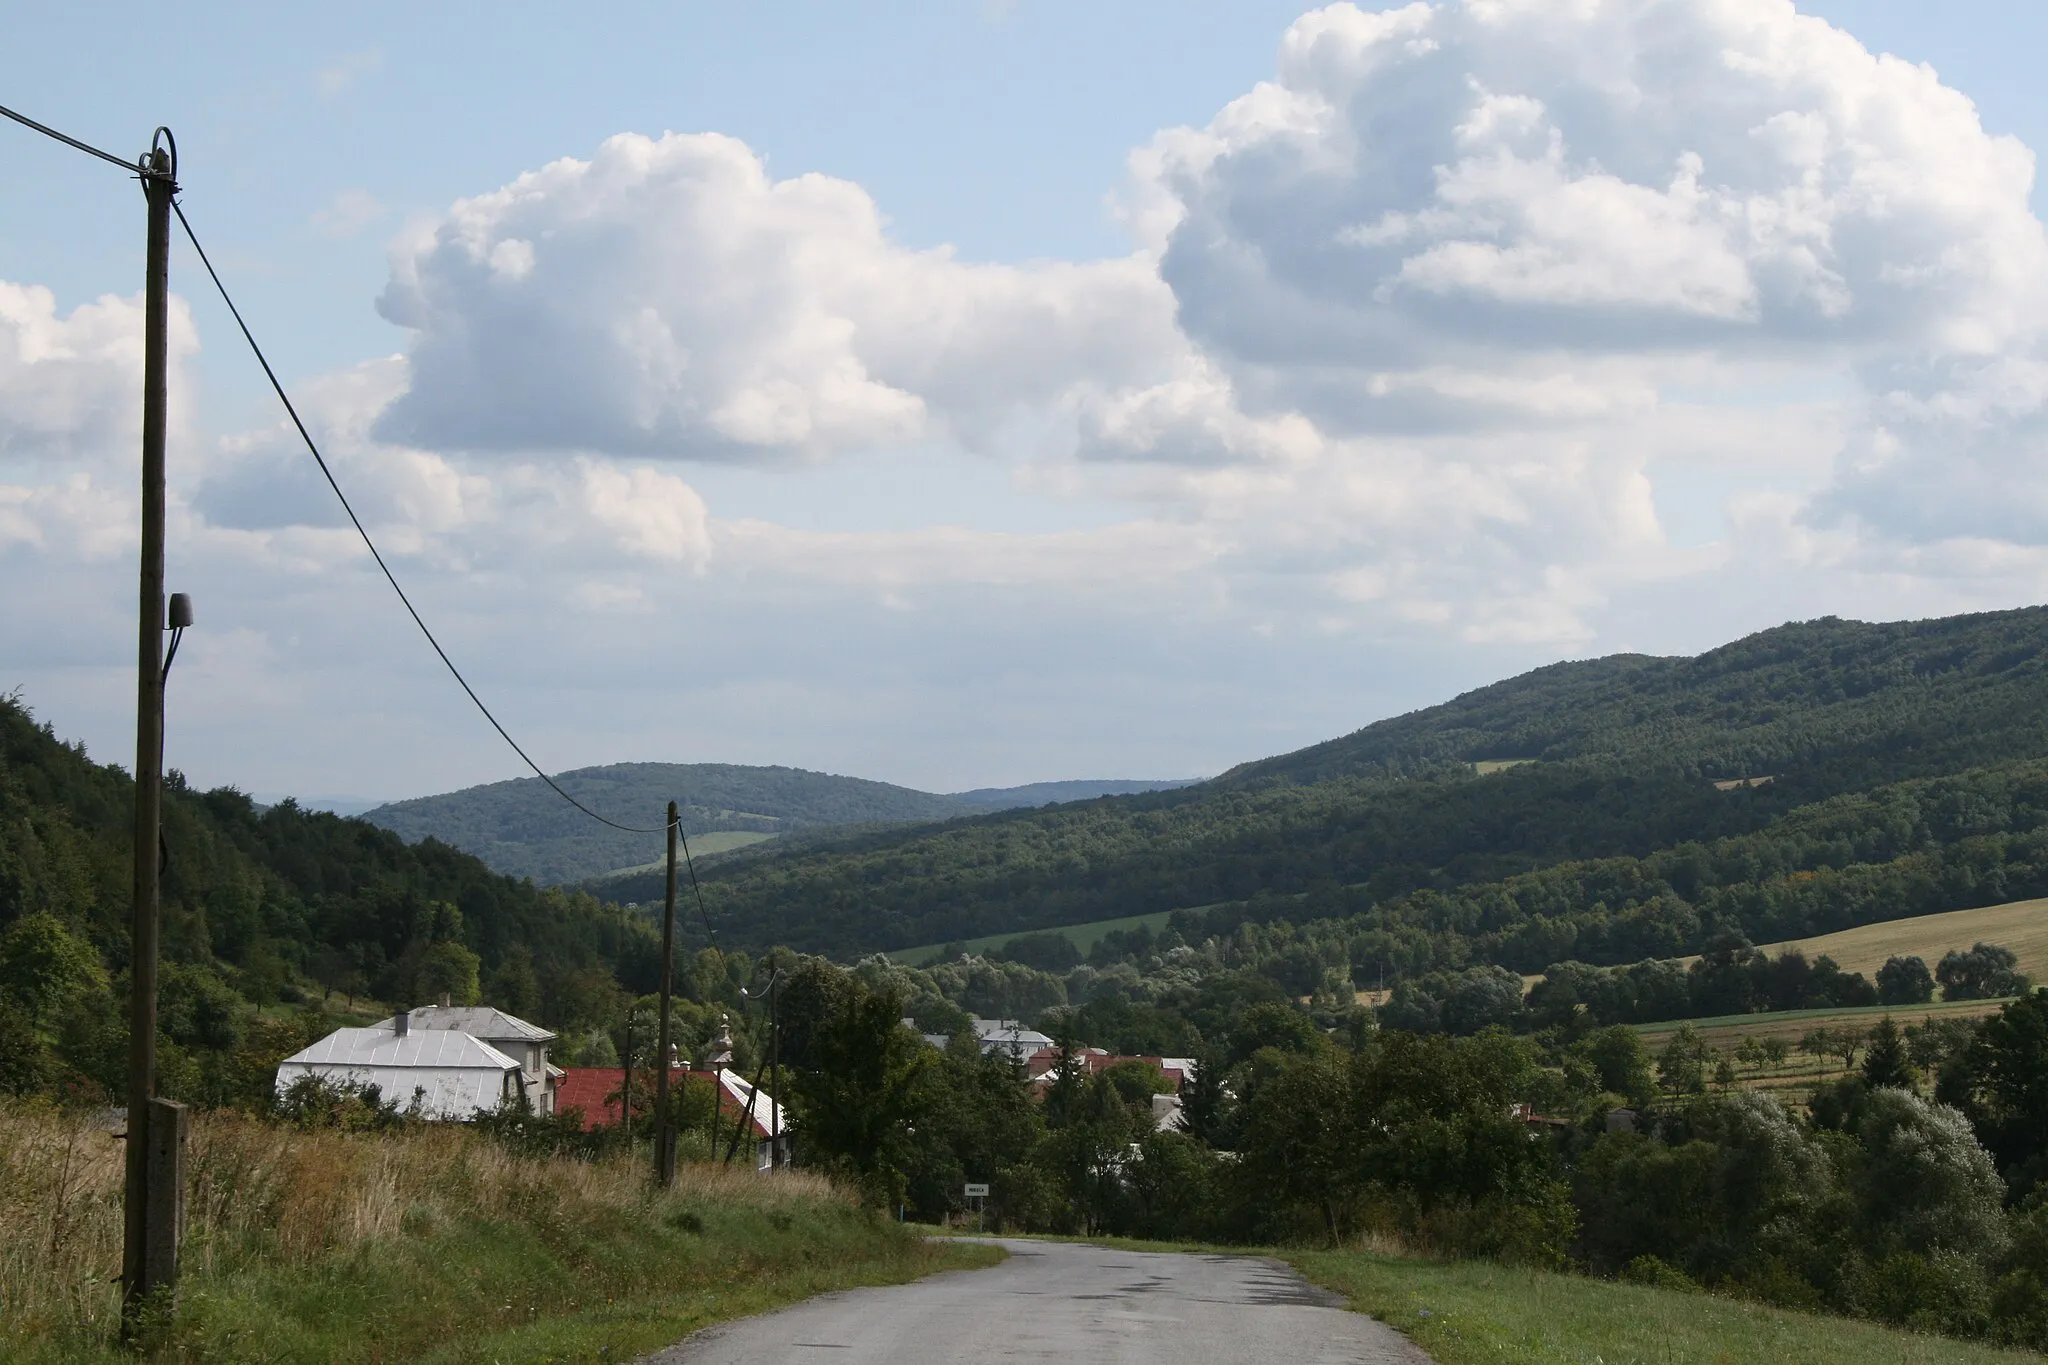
362,765,1197,885
620,607,2048,956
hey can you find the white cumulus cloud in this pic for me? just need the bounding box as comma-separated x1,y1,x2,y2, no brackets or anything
373,131,1177,461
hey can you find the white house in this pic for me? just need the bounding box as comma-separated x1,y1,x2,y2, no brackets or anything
370,1005,562,1114
971,1017,1055,1060
274,1022,524,1120
709,1067,791,1172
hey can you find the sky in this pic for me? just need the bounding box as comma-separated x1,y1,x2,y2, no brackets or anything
8,0,2048,804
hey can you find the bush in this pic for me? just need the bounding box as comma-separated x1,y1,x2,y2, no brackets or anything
1878,955,1935,1005
1938,944,2027,1001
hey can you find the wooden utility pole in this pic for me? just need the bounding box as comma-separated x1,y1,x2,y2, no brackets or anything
654,801,678,1185
122,133,179,1327
620,1003,635,1150
768,971,781,1170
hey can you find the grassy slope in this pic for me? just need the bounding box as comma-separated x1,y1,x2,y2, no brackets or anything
1748,898,2048,982
890,909,1182,966
600,829,779,876
1288,1250,2040,1365
1,1106,995,1365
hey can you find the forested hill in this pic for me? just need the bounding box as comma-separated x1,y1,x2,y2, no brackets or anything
646,608,2048,956
365,765,1197,885
1221,609,2048,788
0,695,658,1107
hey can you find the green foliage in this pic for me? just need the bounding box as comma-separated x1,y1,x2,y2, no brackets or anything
1855,1088,2008,1261
0,913,105,1027
1228,1000,1323,1064
1881,954,1937,1005
367,760,988,885
0,694,666,1111
678,609,2048,961
1862,1017,1918,1089
1939,943,2030,1001
1937,990,2048,1195
787,965,937,1206
1575,1025,1655,1108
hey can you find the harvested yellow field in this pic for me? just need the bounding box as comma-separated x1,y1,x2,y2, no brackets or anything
1751,898,2048,981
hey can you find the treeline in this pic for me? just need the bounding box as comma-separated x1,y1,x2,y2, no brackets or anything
1059,758,2048,1010
780,961,2048,1348
1225,607,2048,789
365,760,981,885
0,696,662,1107
620,608,2048,956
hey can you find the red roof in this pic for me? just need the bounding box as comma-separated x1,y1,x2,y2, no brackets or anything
555,1067,630,1130
554,1066,781,1137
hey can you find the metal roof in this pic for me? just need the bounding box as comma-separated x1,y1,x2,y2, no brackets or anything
282,1026,523,1071
712,1067,786,1139
275,1027,524,1121
368,1006,555,1043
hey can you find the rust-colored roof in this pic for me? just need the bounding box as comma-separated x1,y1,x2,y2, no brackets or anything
553,1066,783,1137
555,1067,629,1130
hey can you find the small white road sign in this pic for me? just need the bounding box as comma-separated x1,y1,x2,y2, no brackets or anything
963,1182,991,1198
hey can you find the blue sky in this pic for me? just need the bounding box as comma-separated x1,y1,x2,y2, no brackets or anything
7,1,2048,803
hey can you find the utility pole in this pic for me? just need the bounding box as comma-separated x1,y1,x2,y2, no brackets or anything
620,1003,635,1152
654,801,678,1186
768,970,781,1170
123,132,180,1328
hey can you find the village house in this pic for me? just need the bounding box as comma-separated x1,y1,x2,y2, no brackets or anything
970,1017,1056,1060
274,1012,523,1120
274,1003,562,1120
554,1019,790,1171
370,1004,564,1114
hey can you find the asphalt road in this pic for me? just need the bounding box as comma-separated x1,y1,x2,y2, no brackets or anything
646,1237,1434,1365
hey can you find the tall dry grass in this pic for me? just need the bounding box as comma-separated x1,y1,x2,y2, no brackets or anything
0,1101,852,1358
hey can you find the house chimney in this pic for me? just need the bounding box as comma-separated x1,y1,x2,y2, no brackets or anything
440,993,451,1008
395,1009,410,1037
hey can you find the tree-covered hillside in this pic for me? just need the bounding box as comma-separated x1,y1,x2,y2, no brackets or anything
0,696,657,1106
365,765,1197,884
649,609,2048,956
1224,609,2048,788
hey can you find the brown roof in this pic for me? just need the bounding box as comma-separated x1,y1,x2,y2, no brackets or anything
554,1066,780,1137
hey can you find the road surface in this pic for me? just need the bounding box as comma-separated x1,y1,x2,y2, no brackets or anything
645,1237,1433,1365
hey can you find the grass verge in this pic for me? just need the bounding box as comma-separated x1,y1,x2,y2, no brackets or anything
1287,1249,2041,1365
0,1103,998,1364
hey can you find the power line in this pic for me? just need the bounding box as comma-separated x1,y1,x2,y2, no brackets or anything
1,96,725,939
169,205,724,943
172,204,671,837
0,101,164,178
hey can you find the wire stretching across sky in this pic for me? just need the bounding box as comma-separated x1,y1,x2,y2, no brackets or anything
0,99,723,943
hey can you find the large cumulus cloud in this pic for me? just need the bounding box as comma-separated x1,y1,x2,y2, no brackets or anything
222,1,2048,644
372,131,1177,460
1138,0,2048,427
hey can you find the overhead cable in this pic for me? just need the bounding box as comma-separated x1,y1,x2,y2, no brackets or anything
1,97,723,936
171,203,672,835
173,206,723,940
0,100,164,177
